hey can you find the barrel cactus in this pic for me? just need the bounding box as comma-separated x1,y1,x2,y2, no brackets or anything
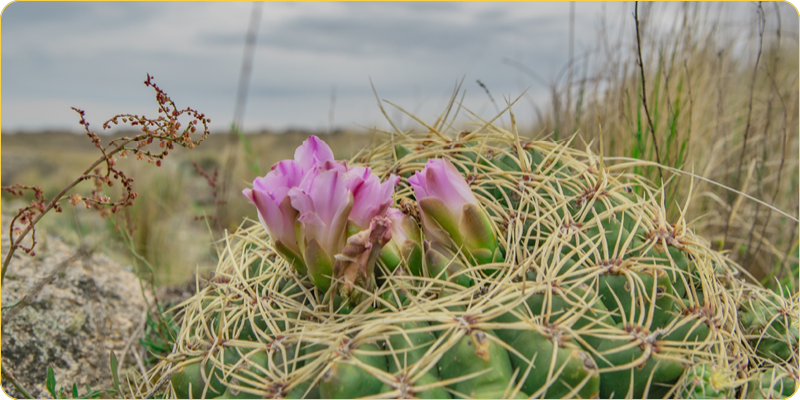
138,115,798,399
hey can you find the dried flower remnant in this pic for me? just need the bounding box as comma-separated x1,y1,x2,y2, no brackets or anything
380,208,423,276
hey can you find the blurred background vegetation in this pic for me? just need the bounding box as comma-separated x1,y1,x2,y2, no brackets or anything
2,2,797,293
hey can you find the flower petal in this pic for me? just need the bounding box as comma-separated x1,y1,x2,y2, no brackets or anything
246,188,302,255
424,159,476,211
306,169,349,225
418,197,462,245
294,135,335,170
288,187,315,217
347,169,400,229
408,170,429,199
269,159,307,187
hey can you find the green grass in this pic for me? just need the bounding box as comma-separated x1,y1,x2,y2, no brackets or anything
525,2,798,289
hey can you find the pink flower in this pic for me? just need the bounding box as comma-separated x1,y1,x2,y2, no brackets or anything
288,168,353,292
409,158,500,266
409,159,477,244
243,136,334,272
243,135,400,294
346,167,401,229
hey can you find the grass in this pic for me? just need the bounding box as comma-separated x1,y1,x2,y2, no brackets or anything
514,2,798,290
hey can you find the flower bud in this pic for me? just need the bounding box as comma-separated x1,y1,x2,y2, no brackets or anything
380,208,423,276
409,159,501,266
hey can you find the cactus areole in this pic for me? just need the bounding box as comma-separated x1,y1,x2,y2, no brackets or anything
149,132,797,399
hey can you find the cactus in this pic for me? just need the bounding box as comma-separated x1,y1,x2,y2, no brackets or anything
140,118,798,399
676,363,733,399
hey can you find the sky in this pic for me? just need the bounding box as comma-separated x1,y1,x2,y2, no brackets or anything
1,1,792,135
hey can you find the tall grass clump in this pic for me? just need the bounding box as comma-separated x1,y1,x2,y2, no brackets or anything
515,2,798,290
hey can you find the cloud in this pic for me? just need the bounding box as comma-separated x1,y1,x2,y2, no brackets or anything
9,1,771,133
203,2,560,58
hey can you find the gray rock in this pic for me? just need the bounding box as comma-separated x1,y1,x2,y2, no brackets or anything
1,217,148,399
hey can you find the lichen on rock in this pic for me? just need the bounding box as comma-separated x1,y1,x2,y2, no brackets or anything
1,216,148,399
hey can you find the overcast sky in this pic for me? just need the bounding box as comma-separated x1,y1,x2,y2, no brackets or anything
1,1,790,134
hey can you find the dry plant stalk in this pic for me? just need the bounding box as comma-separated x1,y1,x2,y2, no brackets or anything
1,75,212,283
1,75,215,399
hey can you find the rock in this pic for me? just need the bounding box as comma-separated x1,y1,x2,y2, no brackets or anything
1,216,148,399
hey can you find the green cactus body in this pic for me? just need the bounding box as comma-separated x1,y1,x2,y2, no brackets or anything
150,131,800,400
380,367,451,399
381,241,424,277
171,360,208,399
739,292,799,364
598,268,676,329
382,321,450,398
424,240,473,288
661,314,711,344
596,333,685,399
491,303,526,346
560,219,632,268
171,347,242,399
747,368,798,399
214,350,272,399
204,348,248,396
387,321,437,374
319,342,387,398
524,148,569,179
438,329,525,399
637,243,691,298
754,337,795,364
524,285,614,351
284,378,321,399
506,329,600,398
395,144,427,178
679,364,730,399
215,277,304,342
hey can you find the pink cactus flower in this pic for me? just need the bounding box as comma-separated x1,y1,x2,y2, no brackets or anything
288,167,352,291
242,136,334,272
243,135,400,294
409,158,500,266
346,166,401,229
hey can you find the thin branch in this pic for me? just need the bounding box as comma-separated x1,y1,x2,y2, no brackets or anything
633,2,665,185
476,80,502,118
1,360,33,399
748,62,791,272
736,2,765,182
1,76,211,283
